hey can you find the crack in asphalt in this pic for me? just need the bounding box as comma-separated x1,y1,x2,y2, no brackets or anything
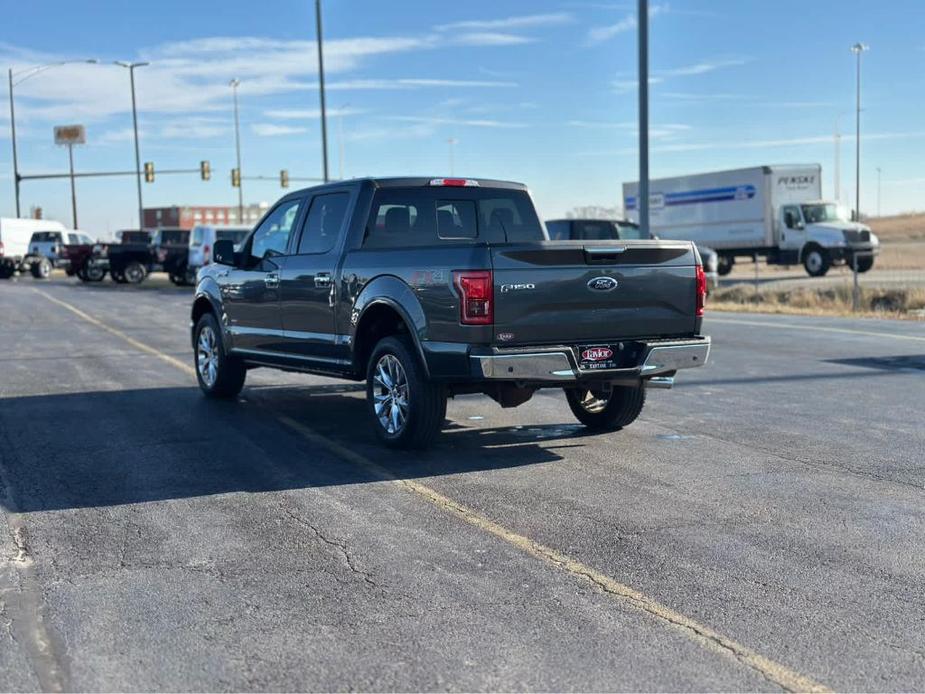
279,506,379,589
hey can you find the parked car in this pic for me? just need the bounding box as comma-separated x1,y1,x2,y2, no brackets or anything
191,177,710,449
104,231,155,284
187,224,251,283
545,218,719,290
151,228,193,285
0,218,68,279
28,230,94,271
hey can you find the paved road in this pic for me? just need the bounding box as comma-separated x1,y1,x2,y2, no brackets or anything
2,275,924,691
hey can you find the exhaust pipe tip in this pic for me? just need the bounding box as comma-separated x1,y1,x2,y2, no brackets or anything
646,376,674,390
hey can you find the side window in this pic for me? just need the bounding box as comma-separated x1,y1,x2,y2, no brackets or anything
297,193,349,254
546,221,570,240
364,191,436,248
436,200,477,239
67,234,80,244
783,205,801,230
250,198,303,261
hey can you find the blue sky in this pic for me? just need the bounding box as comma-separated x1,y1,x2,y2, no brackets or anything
2,0,924,233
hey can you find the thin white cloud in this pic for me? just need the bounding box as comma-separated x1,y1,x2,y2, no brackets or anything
263,107,364,119
326,78,517,90
585,3,668,45
660,58,749,77
252,123,308,137
436,12,573,32
613,77,664,93
389,115,527,129
453,32,535,46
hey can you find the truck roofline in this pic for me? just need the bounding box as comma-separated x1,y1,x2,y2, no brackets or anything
284,176,529,198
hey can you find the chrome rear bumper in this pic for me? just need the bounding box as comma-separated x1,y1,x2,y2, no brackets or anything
470,337,710,383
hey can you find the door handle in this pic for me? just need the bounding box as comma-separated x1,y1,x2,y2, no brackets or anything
314,272,332,288
265,272,279,289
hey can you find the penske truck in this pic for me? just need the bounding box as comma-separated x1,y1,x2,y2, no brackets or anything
623,164,879,277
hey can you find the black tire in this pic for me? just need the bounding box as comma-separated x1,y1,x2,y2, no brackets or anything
565,384,646,432
84,263,106,282
30,258,51,279
366,335,445,449
0,262,15,280
717,255,734,276
193,313,246,398
802,245,830,277
111,269,127,284
123,261,147,284
854,255,874,273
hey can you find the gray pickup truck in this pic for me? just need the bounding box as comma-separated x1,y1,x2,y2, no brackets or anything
191,177,710,448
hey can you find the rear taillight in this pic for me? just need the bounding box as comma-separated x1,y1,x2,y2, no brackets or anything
695,264,706,317
453,270,493,325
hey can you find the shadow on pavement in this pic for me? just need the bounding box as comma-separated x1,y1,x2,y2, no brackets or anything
0,384,591,513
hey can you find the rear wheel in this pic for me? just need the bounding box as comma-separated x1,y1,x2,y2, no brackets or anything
194,313,246,398
0,262,15,280
366,335,445,449
803,245,830,277
111,269,127,284
717,255,734,276
84,263,106,282
123,261,146,284
30,258,51,279
565,384,646,432
853,255,874,273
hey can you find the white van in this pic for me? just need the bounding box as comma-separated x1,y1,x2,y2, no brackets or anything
0,218,68,279
188,224,250,274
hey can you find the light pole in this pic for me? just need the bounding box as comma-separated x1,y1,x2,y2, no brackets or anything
7,59,97,217
315,0,330,183
114,61,149,230
637,0,650,237
229,78,243,223
850,42,868,222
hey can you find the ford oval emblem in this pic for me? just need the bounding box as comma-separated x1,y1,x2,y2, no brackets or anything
587,276,618,292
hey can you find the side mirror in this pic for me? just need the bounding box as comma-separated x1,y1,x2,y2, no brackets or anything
213,239,236,266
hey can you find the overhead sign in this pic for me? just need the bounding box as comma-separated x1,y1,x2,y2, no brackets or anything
54,124,86,145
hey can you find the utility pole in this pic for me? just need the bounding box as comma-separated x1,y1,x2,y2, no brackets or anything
315,0,330,182
66,143,77,227
851,43,868,222
833,116,841,203
115,61,149,230
8,68,20,217
230,78,244,223
637,0,650,236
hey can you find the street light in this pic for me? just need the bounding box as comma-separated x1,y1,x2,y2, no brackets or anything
114,61,149,230
7,59,97,217
850,42,868,222
229,78,244,223
637,0,650,237
315,0,330,183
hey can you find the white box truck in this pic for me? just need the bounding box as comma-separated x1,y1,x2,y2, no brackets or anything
0,218,69,279
623,164,879,277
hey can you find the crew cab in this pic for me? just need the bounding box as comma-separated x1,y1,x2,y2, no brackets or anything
191,178,710,449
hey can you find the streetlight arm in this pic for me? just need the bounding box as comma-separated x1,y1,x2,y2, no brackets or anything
11,59,98,86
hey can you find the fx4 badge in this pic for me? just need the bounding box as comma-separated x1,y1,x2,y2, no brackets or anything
587,276,618,292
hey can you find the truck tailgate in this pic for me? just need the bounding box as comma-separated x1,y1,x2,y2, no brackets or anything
491,241,698,345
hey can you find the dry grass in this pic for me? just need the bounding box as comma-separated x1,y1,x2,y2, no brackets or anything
874,241,925,270
868,213,925,242
709,284,925,320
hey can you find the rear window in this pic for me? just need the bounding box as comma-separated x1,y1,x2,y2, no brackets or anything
364,187,543,248
121,231,150,244
572,221,619,241
545,221,570,240
615,222,648,240
30,232,62,243
158,230,189,245
215,229,249,244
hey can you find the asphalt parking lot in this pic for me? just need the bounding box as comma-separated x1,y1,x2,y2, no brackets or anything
2,274,925,691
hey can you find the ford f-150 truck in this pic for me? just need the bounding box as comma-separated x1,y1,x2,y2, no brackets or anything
191,177,710,449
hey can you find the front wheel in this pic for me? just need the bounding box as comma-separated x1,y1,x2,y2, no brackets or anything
84,263,106,282
803,246,831,277
565,384,646,432
0,262,15,280
123,261,147,284
853,255,874,273
194,313,246,398
366,335,445,449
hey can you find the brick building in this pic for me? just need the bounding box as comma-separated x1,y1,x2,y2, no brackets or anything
143,203,268,230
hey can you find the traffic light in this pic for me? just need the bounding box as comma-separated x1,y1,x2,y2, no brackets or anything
280,169,289,188
144,162,154,183
231,168,241,187
200,160,211,181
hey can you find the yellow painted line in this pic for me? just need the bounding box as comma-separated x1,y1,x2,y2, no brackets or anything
34,289,196,376
708,315,925,343
38,288,830,693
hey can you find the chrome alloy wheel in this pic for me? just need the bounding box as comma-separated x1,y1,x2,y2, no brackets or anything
197,325,219,388
372,354,409,435
576,389,609,414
